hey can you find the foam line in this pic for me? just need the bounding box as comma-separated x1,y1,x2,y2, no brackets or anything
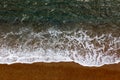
0,27,120,67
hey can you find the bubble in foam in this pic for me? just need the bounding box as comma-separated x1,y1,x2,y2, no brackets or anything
0,27,120,67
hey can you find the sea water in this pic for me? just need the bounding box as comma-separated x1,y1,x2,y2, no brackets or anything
0,24,120,67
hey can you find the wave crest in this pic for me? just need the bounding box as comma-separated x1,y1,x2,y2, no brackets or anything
0,26,120,67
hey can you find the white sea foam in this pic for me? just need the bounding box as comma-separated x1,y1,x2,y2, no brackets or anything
0,27,120,67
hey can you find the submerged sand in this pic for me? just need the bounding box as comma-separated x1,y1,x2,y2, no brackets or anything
0,23,120,66
0,62,120,80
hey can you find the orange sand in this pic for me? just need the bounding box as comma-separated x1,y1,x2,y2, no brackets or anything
0,62,120,80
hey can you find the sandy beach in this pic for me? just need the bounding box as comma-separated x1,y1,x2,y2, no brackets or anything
0,62,120,80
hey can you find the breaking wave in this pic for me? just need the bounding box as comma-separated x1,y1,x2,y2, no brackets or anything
0,25,120,67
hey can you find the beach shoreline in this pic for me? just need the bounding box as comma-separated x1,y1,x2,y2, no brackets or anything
0,62,120,80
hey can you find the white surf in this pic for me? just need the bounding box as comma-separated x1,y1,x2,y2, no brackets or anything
0,26,120,67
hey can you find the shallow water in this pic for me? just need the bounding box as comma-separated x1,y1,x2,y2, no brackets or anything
0,24,120,67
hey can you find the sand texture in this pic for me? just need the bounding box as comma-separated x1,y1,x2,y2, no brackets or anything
0,62,120,80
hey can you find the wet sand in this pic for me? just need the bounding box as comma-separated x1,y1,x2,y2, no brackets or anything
0,62,120,80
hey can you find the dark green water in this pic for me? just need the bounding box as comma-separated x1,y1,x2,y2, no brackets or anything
0,0,120,66
0,0,120,24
